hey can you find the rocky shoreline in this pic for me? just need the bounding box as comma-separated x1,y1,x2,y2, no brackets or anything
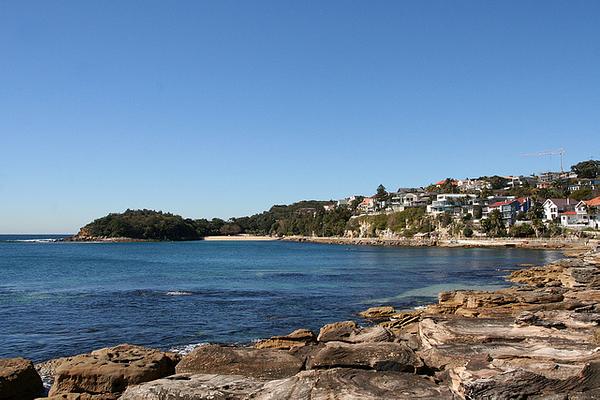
3,247,600,399
283,235,598,250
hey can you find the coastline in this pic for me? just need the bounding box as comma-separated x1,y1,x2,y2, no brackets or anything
203,235,279,241
282,235,598,251
19,246,600,399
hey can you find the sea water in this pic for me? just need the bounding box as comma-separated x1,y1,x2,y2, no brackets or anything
0,235,562,361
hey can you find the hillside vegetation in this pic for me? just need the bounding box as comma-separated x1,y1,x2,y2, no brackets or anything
78,209,223,241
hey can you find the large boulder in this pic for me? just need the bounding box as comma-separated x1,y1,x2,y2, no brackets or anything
307,341,422,372
346,325,394,343
0,357,44,400
317,321,359,342
254,368,454,399
176,344,303,380
254,329,317,350
48,344,179,398
120,373,265,400
359,306,396,320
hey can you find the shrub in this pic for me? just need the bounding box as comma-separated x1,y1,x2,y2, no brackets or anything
509,224,535,238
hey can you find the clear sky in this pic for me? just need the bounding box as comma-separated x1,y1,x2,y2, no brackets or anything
1,1,599,233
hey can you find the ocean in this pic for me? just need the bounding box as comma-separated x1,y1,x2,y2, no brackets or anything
0,234,562,362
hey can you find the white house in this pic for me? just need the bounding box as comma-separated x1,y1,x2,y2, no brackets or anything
389,191,429,211
427,194,477,215
542,198,576,221
560,196,600,229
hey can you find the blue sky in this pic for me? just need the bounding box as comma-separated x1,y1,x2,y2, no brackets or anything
1,1,599,233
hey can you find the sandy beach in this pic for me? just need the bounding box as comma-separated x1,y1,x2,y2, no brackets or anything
203,235,278,241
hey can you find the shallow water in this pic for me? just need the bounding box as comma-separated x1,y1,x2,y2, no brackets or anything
0,235,562,361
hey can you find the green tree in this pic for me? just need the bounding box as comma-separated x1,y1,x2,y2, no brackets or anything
220,223,242,236
571,160,600,179
481,209,507,237
509,224,535,238
570,188,594,201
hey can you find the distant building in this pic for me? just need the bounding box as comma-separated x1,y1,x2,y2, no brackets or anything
357,197,376,214
434,179,459,188
389,191,429,212
323,203,336,212
536,171,577,186
336,196,357,207
542,198,576,221
505,175,537,189
560,196,600,229
567,179,600,192
456,178,492,192
486,199,521,226
427,194,477,216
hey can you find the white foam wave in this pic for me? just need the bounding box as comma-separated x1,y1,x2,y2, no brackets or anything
169,342,207,355
11,239,57,243
166,291,193,296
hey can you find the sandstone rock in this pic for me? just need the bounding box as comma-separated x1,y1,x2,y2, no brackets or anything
346,325,393,343
120,373,265,399
317,321,359,342
453,361,600,400
306,341,422,372
45,393,113,399
0,357,44,400
254,329,316,350
48,344,179,398
358,306,396,319
176,344,303,380
254,368,454,399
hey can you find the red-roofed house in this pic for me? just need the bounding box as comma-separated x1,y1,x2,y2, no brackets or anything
586,196,600,207
357,197,376,214
486,199,521,226
435,179,459,188
560,196,600,229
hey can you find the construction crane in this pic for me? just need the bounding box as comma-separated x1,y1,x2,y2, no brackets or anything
522,148,566,172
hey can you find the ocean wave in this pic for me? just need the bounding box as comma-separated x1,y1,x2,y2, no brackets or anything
166,291,193,296
169,342,207,355
8,239,58,243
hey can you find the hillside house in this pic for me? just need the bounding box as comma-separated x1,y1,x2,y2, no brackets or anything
543,198,576,221
427,194,477,216
389,191,429,212
357,197,376,214
485,199,521,226
561,196,600,229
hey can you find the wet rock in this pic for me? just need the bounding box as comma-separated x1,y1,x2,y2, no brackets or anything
254,368,454,399
0,357,44,400
36,356,73,392
176,344,303,379
317,321,359,342
48,344,179,398
254,329,316,350
307,341,422,372
358,306,396,319
120,373,265,399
